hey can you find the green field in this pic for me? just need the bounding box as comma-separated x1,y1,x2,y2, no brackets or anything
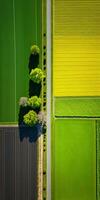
52,119,96,200
0,0,42,122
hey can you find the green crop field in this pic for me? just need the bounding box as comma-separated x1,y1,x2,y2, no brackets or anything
52,118,96,200
0,0,42,122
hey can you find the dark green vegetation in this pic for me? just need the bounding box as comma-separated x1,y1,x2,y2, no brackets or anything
0,0,42,122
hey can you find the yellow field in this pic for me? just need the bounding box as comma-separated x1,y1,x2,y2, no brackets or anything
53,36,100,96
53,0,100,96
